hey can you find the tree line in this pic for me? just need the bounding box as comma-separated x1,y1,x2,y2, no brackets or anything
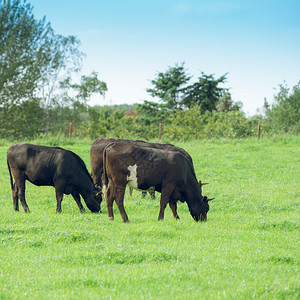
1,0,299,141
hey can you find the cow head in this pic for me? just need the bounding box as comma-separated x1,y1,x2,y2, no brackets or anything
189,181,214,222
192,196,214,221
82,185,102,213
93,185,103,211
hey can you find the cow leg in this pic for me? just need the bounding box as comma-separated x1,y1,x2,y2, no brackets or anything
158,185,175,221
54,178,68,213
149,191,155,199
106,183,115,220
18,181,30,213
169,202,180,220
128,186,133,196
72,191,85,213
114,186,129,223
13,171,30,213
12,182,19,211
55,190,64,213
11,170,29,212
141,191,146,198
19,192,30,213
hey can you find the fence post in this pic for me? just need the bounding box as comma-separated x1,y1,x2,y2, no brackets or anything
69,122,72,139
257,123,261,140
158,123,162,141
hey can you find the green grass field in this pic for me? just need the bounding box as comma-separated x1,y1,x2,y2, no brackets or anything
0,137,299,299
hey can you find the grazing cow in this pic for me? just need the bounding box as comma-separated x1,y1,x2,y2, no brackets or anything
90,137,195,201
7,143,101,213
102,142,214,222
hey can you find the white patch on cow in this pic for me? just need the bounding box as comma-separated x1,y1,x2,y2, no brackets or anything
127,164,138,189
126,164,155,193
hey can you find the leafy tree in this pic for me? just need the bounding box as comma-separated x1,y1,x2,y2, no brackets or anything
0,0,53,106
37,33,83,110
0,0,107,138
41,72,107,135
136,100,170,125
139,64,230,118
182,73,227,112
165,106,257,140
137,63,232,136
266,81,300,133
88,106,126,139
217,90,242,112
146,63,191,110
70,71,107,103
0,0,56,138
0,98,45,138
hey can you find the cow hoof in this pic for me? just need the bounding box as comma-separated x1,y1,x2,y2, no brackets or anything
108,216,114,221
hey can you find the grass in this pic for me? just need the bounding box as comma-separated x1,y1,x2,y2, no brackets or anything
0,137,299,299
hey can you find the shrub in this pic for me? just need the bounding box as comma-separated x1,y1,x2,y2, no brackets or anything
164,107,258,140
265,81,300,134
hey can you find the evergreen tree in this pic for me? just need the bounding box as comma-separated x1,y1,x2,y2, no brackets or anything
146,62,191,111
182,73,227,113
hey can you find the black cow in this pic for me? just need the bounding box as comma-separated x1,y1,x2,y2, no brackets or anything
102,142,214,222
90,137,195,201
7,143,101,213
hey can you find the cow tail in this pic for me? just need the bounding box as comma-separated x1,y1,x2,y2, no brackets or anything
102,142,113,199
7,159,14,190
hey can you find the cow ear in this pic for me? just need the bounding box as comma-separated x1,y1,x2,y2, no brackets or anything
203,196,215,202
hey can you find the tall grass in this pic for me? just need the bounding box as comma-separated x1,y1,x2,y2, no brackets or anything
0,137,299,299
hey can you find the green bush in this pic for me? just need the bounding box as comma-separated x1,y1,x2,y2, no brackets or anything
164,107,259,140
264,81,300,134
0,98,45,140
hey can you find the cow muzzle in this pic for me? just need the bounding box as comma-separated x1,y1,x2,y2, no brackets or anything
193,214,207,222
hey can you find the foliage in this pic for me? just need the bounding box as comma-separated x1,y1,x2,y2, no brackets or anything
136,100,171,129
0,0,52,138
0,139,299,299
146,62,191,110
142,63,230,114
0,0,107,139
43,102,87,136
182,72,228,112
0,98,45,139
37,34,83,110
217,90,243,112
73,71,107,101
88,106,127,139
137,63,237,130
264,81,300,134
0,0,52,106
165,106,258,140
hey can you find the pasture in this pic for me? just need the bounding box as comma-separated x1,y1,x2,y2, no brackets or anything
0,137,299,299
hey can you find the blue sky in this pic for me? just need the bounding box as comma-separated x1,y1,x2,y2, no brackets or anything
29,0,300,115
